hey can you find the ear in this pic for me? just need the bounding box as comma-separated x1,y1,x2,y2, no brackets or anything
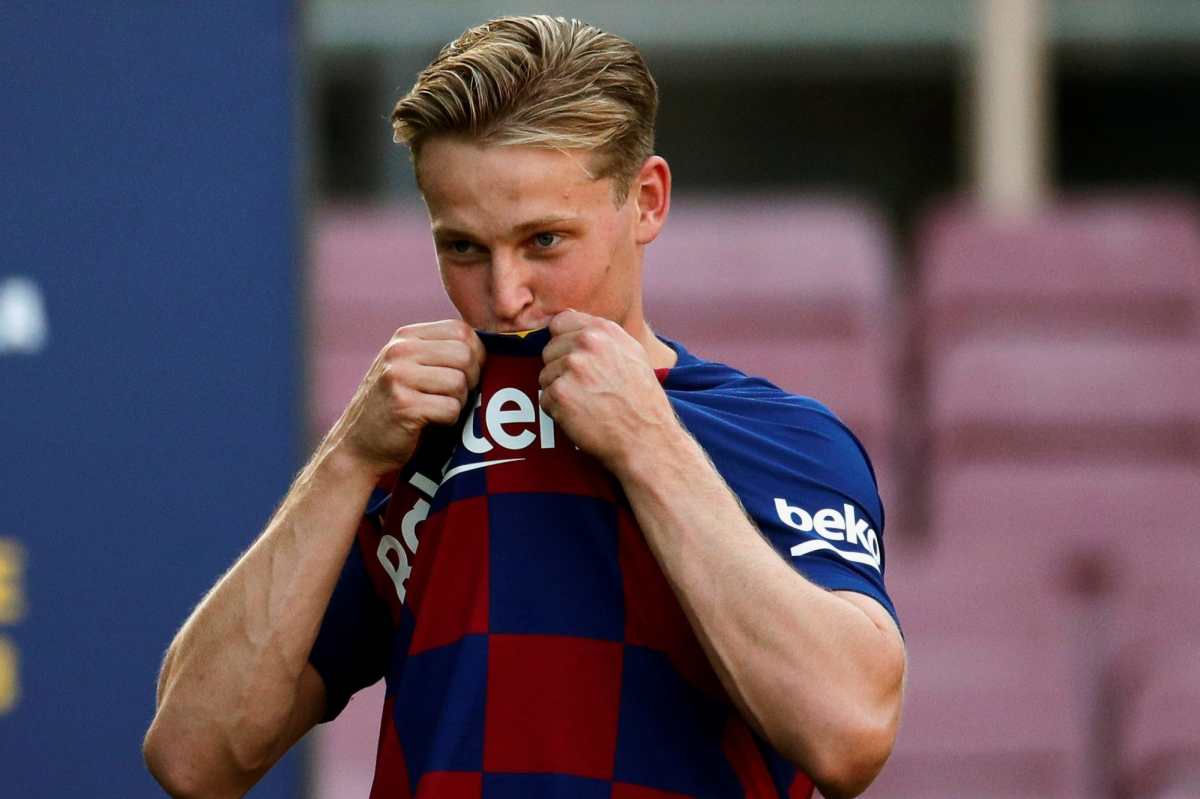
631,155,671,246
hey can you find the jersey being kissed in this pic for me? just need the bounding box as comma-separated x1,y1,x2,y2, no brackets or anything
309,328,896,799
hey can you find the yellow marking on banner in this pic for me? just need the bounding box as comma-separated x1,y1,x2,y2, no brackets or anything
0,635,18,714
0,539,25,625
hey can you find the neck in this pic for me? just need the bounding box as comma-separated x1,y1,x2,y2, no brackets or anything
626,317,678,370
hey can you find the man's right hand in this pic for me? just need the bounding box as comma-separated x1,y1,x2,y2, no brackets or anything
334,319,485,475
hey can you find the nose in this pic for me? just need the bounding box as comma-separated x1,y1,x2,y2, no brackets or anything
489,250,534,325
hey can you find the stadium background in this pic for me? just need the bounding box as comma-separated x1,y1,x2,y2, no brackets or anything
1,1,1198,797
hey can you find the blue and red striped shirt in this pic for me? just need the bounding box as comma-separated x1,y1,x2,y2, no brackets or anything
309,328,896,798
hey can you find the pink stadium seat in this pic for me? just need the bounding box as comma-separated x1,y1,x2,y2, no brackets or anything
1115,640,1200,799
906,462,1200,626
928,338,1200,467
642,196,892,338
906,194,1200,546
1105,546,1200,798
868,630,1088,799
916,195,1200,354
877,526,1092,797
877,461,1200,799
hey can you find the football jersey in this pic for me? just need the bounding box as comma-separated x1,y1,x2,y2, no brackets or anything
309,328,896,799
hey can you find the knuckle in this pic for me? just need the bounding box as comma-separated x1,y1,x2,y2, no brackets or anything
435,395,460,422
387,396,413,424
381,360,410,389
451,340,474,367
393,322,426,340
384,338,414,362
387,380,410,405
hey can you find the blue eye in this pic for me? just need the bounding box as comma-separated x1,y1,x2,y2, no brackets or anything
532,233,559,248
451,240,473,254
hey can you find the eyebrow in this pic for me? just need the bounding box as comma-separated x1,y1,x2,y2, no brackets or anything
432,214,582,242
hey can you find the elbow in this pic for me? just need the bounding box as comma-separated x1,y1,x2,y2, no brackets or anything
810,635,907,797
778,660,905,798
143,718,210,799
804,715,898,799
145,656,225,798
143,711,254,799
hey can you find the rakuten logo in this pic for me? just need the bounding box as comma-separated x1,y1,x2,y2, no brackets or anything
462,388,560,453
774,498,882,572
377,471,440,604
376,386,564,604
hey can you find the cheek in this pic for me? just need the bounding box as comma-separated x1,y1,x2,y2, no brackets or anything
439,266,484,314
556,252,610,306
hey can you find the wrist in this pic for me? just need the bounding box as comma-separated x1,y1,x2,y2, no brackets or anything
609,415,697,485
319,436,400,484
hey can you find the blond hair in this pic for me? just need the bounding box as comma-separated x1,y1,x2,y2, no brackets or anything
392,15,658,204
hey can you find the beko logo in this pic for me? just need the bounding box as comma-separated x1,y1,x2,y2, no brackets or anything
774,498,882,572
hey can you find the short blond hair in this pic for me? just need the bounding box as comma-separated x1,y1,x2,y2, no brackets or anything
392,15,658,203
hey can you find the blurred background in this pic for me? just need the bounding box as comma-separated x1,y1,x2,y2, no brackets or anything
2,1,1198,797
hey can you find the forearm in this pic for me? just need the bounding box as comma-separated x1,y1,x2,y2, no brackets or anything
612,427,904,797
146,435,382,791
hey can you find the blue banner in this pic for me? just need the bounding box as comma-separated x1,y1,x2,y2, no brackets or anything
1,3,303,796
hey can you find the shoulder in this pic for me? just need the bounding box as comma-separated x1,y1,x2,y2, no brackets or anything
661,338,897,621
660,340,882,525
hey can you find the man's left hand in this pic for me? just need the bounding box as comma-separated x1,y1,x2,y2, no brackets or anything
539,309,680,471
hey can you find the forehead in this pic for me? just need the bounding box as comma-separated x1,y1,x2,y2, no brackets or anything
418,137,613,233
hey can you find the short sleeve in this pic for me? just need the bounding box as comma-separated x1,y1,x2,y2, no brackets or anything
757,483,897,626
307,505,393,722
672,390,900,628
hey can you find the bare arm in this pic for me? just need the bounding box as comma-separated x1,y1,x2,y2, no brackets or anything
612,432,905,798
143,321,484,798
539,312,905,798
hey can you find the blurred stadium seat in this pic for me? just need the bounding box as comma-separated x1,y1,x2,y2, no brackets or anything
927,338,1200,467
907,463,1200,627
1114,639,1200,799
915,195,1200,354
882,460,1200,798
868,628,1087,799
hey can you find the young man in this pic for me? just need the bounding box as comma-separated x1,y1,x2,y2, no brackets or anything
144,15,904,799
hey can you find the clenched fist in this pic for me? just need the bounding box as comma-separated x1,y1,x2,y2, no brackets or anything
538,310,681,473
332,319,485,475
